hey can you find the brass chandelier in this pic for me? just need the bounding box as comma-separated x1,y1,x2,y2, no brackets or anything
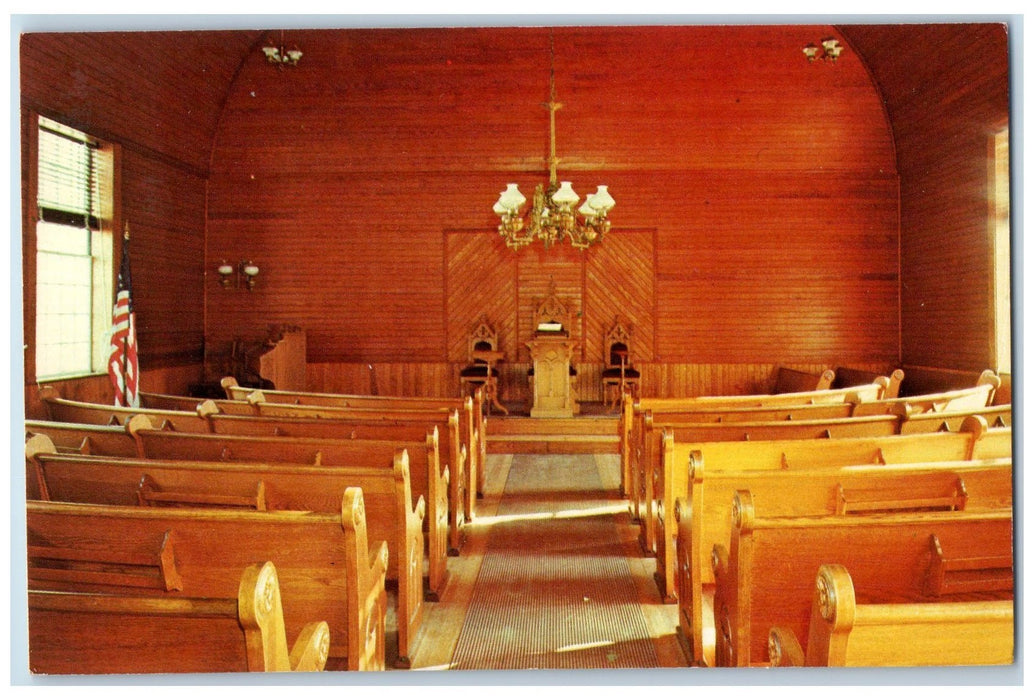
493,33,615,251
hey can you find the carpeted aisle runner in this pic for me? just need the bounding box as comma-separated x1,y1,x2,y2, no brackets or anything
450,454,659,670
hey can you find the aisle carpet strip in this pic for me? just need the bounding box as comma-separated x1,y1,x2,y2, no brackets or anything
450,454,659,670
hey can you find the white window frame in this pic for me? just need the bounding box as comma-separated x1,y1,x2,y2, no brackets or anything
34,116,115,382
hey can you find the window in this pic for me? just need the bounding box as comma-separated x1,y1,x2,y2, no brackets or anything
35,116,114,380
990,127,1010,374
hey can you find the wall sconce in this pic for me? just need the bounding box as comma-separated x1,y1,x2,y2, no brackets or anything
803,38,843,63
263,31,302,68
218,260,260,291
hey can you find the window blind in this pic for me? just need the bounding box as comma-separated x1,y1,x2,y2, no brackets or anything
37,116,100,230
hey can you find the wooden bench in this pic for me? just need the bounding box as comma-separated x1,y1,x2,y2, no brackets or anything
219,377,488,499
137,414,461,561
899,404,1012,433
27,488,389,671
710,496,1013,666
772,367,835,393
619,378,891,499
238,396,476,528
26,415,459,565
673,451,1012,665
850,369,1000,417
39,385,216,432
832,367,905,399
48,383,478,536
768,564,1014,667
26,434,427,667
25,419,140,456
28,561,331,674
227,381,484,508
661,415,1011,608
635,412,903,553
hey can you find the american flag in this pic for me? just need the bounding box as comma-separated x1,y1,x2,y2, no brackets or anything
108,226,139,407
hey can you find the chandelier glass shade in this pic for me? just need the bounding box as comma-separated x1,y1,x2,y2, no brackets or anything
493,34,615,251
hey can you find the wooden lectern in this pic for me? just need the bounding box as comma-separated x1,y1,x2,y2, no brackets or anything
527,335,578,417
527,282,579,417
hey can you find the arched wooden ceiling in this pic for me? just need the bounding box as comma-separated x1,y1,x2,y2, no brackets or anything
22,22,1010,178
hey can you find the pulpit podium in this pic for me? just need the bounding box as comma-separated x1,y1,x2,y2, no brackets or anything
526,281,580,418
527,334,578,418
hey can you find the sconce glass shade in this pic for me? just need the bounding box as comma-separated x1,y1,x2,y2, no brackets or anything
262,47,279,60
286,50,303,62
218,263,234,275
243,264,260,277
803,44,819,60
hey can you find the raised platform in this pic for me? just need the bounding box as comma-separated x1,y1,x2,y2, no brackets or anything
485,403,620,454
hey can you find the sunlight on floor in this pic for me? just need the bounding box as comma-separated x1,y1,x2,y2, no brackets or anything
468,502,627,527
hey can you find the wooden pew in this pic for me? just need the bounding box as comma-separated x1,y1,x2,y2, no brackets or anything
772,367,835,393
26,415,459,566
769,564,1014,667
45,384,478,536
26,435,428,667
673,451,1012,665
219,376,486,496
636,412,903,553
619,377,891,499
710,495,1013,667
136,414,461,561
899,404,1012,434
661,415,1010,608
225,377,486,506
25,419,140,456
850,369,1000,417
832,367,905,399
28,561,331,674
39,385,216,432
239,395,476,529
27,488,389,671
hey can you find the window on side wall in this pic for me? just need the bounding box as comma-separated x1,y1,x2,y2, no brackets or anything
991,127,1010,375
35,116,115,381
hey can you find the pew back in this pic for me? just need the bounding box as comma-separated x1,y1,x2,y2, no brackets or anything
26,442,426,666
28,561,331,674
711,498,1013,666
27,490,389,671
675,455,1012,666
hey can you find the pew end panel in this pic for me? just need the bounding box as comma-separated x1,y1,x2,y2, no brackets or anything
802,564,1015,667
710,492,1013,667
28,561,331,674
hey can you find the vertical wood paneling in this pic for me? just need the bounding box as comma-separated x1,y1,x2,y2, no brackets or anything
205,25,900,374
840,24,1010,372
22,25,1008,403
19,30,248,405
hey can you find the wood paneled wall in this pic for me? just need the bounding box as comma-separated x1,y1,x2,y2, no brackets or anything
21,24,1007,404
18,31,254,406
840,24,1010,372
205,25,901,397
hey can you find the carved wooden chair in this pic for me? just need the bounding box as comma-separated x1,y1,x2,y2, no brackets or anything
601,316,640,409
459,316,507,415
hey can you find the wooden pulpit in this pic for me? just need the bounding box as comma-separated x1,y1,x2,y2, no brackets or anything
527,336,578,418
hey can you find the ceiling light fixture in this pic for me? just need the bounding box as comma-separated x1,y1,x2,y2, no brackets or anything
493,31,614,251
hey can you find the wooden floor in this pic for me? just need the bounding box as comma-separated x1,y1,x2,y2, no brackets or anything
393,441,685,673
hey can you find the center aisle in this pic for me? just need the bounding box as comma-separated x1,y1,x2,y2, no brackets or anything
448,454,665,670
